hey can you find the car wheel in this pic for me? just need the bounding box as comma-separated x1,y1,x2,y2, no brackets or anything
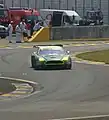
35,65,40,70
66,58,72,70
1,36,6,39
67,63,72,69
31,57,36,68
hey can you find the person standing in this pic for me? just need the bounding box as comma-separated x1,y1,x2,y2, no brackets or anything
96,8,103,24
33,20,43,32
15,24,22,43
26,20,31,39
30,19,35,36
19,19,27,42
7,21,13,43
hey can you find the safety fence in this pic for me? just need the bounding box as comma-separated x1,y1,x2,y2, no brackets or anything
50,25,109,40
3,0,109,24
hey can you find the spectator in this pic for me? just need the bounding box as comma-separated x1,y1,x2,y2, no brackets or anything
15,24,22,43
96,8,103,25
33,20,43,32
30,19,35,36
7,21,13,43
97,8,103,20
19,19,27,42
26,20,31,39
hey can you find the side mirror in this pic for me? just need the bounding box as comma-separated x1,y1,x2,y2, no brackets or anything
67,51,70,54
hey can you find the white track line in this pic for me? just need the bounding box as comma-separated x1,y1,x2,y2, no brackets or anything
0,77,38,85
50,114,109,120
0,77,41,101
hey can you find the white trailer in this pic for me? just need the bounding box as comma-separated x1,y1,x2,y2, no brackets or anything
40,9,82,27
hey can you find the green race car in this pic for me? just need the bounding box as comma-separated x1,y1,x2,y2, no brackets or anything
31,45,72,70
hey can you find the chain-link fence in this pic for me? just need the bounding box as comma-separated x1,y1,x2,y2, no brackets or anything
3,0,109,24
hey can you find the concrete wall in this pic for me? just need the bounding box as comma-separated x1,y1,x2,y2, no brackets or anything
51,25,109,40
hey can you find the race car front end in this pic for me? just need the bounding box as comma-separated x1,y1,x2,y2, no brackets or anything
37,56,72,69
61,56,72,69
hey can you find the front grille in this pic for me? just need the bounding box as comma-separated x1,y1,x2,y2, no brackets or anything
46,61,63,64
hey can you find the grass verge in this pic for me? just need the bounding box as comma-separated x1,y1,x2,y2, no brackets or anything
76,49,109,64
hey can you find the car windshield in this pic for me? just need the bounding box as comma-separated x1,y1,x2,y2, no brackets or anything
39,49,64,55
0,9,8,17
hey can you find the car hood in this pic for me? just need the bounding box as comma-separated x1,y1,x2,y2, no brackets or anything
41,54,65,61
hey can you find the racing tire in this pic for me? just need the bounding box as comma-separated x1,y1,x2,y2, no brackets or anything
68,64,72,69
35,65,43,70
66,63,72,70
31,57,36,68
1,36,6,39
34,65,40,70
66,58,72,70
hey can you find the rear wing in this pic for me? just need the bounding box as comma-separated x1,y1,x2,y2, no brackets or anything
33,44,63,48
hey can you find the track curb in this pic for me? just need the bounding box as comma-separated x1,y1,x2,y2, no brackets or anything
0,77,38,84
0,45,10,48
0,77,40,100
0,41,109,49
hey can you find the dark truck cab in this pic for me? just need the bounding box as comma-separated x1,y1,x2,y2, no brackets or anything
79,10,103,26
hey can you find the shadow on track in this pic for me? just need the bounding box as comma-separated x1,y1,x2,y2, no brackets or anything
30,66,72,71
0,78,16,95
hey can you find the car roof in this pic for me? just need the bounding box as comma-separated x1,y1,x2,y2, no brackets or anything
40,9,80,17
0,25,5,28
38,46,63,50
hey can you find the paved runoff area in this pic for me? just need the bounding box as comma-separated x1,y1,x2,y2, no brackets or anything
0,40,109,120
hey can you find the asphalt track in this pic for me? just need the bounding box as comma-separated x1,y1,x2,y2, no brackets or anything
1,42,109,120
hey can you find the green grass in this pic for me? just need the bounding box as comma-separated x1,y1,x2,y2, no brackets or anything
76,49,109,64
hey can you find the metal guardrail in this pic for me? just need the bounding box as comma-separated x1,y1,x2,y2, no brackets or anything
50,25,109,40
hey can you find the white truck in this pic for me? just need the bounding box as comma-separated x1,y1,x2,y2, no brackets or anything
40,9,82,27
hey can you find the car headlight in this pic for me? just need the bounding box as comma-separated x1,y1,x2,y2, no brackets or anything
39,57,45,62
62,56,69,61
